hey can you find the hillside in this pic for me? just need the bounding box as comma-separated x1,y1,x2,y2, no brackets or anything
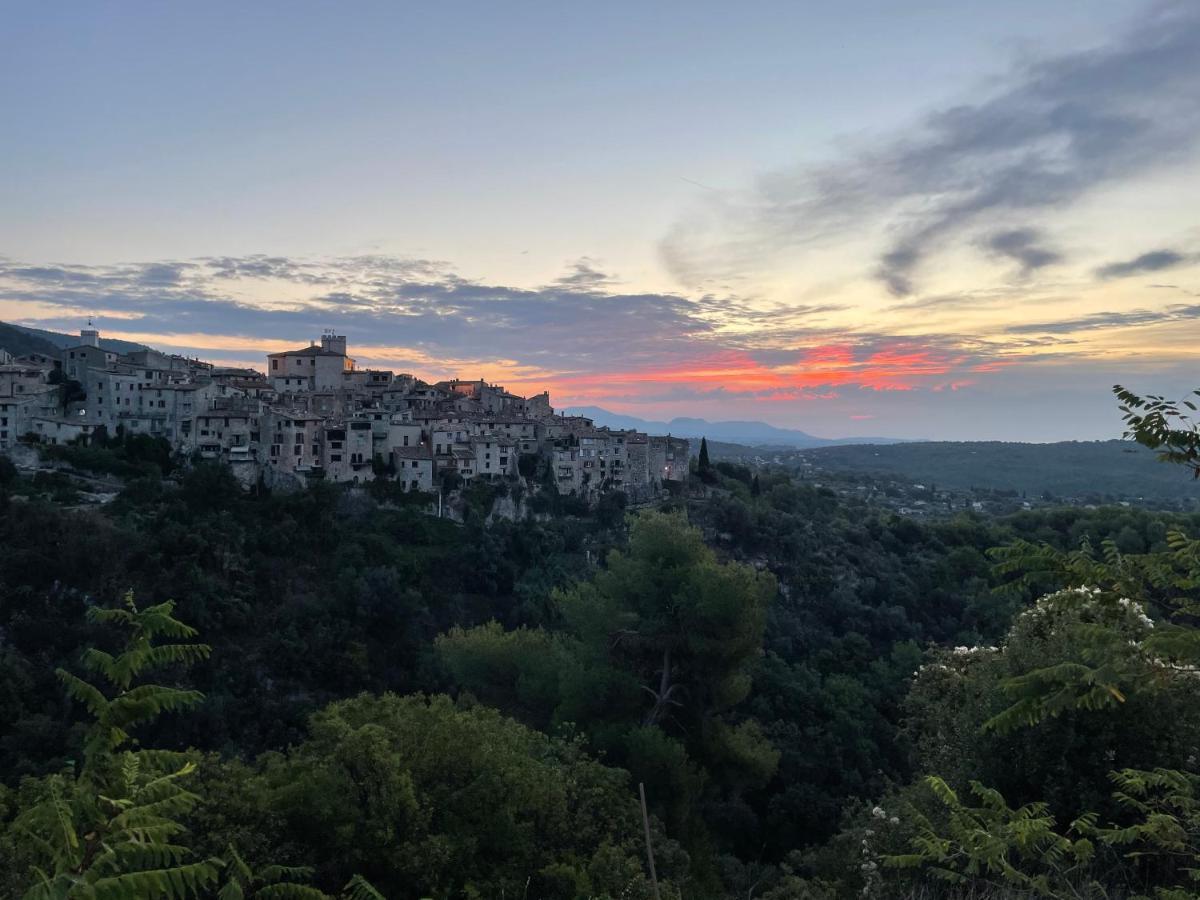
0,320,148,355
799,439,1192,501
0,322,62,358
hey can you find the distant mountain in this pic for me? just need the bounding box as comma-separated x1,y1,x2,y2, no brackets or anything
0,321,149,356
563,406,910,447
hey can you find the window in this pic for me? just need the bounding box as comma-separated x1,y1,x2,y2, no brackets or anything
294,445,302,456
330,453,342,462
271,359,278,370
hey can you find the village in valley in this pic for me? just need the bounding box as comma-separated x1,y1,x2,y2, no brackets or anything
0,325,690,498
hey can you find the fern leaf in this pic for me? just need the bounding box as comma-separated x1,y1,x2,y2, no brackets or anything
56,670,110,718
254,886,331,899
91,859,219,900
342,875,387,900
257,865,316,884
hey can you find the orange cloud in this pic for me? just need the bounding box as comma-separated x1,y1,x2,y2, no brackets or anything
541,341,988,405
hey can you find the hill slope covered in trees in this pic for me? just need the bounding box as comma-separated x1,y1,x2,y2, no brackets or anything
798,439,1195,501
5,384,1200,897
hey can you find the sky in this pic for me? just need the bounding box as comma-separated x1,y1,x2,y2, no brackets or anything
2,0,1199,441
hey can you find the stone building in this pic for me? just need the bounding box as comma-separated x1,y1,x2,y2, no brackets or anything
6,326,691,501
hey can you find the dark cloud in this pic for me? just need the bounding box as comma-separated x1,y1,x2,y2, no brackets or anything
0,253,1017,385
982,228,1062,274
1095,249,1189,279
7,265,106,286
203,255,323,282
552,258,616,290
134,262,195,286
0,254,724,372
1007,302,1200,334
662,2,1200,295
877,246,918,297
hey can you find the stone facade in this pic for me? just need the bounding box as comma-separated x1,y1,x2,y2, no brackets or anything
0,327,690,498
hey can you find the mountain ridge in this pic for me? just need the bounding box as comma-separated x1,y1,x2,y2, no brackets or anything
0,321,149,356
563,405,913,447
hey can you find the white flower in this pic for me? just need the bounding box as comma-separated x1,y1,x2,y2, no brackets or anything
871,805,887,819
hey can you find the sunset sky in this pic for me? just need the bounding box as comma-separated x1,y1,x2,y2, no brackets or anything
2,1,1199,440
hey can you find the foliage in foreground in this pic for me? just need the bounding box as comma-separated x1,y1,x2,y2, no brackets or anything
880,386,1200,898
0,590,676,898
0,593,383,899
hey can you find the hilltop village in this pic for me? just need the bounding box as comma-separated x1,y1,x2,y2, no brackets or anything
0,327,689,496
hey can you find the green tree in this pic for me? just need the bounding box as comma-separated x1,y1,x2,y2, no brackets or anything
205,693,680,899
560,511,773,737
0,454,17,488
887,385,1200,898
9,592,221,900
1115,384,1200,478
887,776,1099,897
439,510,778,867
1,593,384,900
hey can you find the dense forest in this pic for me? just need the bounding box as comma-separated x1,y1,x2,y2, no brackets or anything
4,387,1200,897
